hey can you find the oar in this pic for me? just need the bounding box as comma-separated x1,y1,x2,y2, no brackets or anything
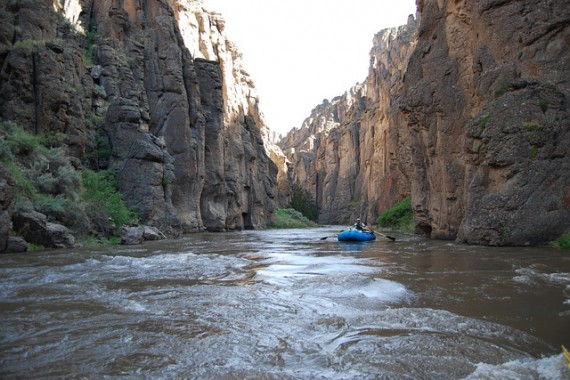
368,226,396,241
320,228,349,240
563,345,570,368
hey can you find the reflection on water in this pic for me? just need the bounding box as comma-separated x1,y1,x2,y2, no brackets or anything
1,227,570,379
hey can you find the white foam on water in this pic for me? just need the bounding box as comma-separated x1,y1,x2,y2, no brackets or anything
253,249,411,312
463,354,569,380
514,267,570,286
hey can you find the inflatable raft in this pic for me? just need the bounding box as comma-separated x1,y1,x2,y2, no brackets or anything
337,228,376,242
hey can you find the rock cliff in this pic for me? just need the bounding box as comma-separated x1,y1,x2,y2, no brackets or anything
280,16,418,225
403,0,570,245
0,0,280,237
281,0,570,245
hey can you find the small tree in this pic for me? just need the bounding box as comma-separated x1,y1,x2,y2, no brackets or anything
288,181,318,221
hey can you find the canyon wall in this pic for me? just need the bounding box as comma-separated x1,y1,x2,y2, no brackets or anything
280,16,418,225
281,0,570,245
0,0,281,234
403,0,570,244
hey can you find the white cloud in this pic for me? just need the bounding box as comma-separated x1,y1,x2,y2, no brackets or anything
203,0,417,135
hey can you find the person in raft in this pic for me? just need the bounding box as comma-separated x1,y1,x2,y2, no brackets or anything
354,218,365,230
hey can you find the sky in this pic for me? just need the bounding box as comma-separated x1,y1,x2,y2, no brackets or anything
203,0,417,136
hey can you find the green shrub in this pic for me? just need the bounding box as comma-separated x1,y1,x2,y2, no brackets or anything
377,196,414,232
288,182,317,221
1,119,137,242
79,235,121,248
5,161,36,199
494,75,511,99
269,208,317,228
13,39,45,50
30,148,82,199
97,135,112,161
82,169,139,231
522,122,543,131
27,243,46,252
56,163,82,199
35,194,89,231
529,146,538,159
0,140,13,162
539,98,548,113
553,234,570,249
40,132,66,148
7,126,45,155
480,114,491,131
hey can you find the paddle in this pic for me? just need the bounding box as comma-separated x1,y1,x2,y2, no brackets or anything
320,227,349,240
563,345,570,368
368,226,396,241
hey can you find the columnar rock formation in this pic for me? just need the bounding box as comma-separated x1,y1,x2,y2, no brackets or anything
0,0,281,234
281,0,570,245
403,0,570,244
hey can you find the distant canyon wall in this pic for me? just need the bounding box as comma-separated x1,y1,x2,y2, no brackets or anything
280,0,570,245
280,16,418,225
0,0,283,233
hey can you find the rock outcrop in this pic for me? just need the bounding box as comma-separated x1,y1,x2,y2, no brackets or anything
0,0,280,236
281,1,570,245
12,210,76,249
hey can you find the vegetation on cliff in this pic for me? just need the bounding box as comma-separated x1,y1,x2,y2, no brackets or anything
269,209,318,229
287,182,318,221
376,197,414,233
553,234,570,250
1,121,138,248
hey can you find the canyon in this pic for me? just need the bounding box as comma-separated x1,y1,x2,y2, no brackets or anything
1,0,569,250
280,0,570,245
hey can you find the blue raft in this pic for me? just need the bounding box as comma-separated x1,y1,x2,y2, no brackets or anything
337,228,376,242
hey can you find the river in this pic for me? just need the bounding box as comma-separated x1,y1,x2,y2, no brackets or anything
1,227,569,379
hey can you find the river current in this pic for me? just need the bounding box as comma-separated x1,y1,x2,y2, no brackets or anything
1,227,570,379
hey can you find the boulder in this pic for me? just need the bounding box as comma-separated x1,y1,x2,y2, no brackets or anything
12,211,76,249
5,237,28,253
121,225,165,245
45,222,76,249
120,226,145,245
142,226,163,241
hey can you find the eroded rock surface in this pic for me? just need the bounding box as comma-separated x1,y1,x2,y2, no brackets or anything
0,0,280,235
401,0,570,244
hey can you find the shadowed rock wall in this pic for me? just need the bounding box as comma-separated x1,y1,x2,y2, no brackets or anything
0,0,279,234
402,0,570,244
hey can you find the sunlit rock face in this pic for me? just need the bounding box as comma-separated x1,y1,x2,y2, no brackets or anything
281,0,570,245
279,17,418,225
0,0,280,233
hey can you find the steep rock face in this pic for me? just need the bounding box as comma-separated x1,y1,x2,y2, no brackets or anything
281,0,570,245
0,0,278,233
0,166,15,252
401,0,570,244
279,17,418,224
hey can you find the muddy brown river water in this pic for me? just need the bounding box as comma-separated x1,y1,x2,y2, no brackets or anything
1,227,570,379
